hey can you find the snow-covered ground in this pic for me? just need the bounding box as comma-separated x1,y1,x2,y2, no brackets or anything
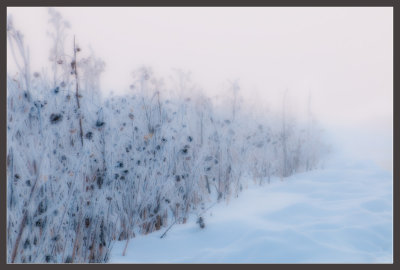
110,151,393,263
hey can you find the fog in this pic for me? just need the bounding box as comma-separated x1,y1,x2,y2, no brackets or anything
7,7,393,170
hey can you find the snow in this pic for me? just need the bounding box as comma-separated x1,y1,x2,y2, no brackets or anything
110,154,392,263
7,8,392,264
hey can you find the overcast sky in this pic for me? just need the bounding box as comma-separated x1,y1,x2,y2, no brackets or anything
7,7,393,169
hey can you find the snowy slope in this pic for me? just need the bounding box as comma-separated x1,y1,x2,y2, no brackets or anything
110,155,392,263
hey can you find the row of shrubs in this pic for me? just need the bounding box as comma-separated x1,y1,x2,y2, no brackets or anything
7,9,325,262
7,66,325,263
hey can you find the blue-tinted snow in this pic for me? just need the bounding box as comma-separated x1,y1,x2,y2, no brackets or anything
110,154,392,263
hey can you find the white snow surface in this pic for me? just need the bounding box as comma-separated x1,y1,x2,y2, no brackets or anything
110,155,393,263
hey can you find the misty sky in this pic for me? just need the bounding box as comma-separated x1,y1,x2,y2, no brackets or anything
7,7,393,169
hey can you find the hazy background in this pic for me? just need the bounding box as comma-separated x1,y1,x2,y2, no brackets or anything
7,7,393,170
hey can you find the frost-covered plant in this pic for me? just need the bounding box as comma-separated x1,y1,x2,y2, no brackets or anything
7,10,327,263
